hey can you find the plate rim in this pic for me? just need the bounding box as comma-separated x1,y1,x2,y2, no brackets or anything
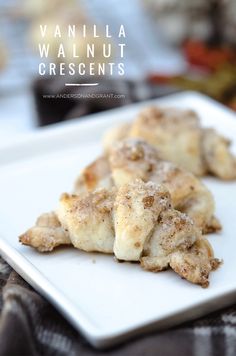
1,236,236,348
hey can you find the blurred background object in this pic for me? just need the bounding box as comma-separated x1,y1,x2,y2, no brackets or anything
144,0,236,46
0,0,236,147
16,0,76,19
0,38,7,70
144,0,236,110
144,0,213,46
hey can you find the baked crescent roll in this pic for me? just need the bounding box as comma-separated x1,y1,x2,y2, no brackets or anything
20,180,221,287
75,139,221,234
103,106,236,180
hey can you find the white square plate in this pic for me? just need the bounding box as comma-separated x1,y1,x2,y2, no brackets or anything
0,92,236,348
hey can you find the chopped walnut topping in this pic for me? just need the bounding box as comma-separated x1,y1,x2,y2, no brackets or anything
143,196,154,208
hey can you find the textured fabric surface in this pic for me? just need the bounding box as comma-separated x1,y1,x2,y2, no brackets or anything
0,256,235,356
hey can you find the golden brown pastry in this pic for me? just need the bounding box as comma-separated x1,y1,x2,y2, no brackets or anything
57,189,116,253
202,128,236,180
19,212,70,252
141,237,219,288
114,180,172,261
130,107,205,176
75,138,221,233
103,106,236,180
20,180,220,287
75,155,113,193
103,123,132,154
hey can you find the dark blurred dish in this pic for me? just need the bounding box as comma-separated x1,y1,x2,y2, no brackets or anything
33,76,179,126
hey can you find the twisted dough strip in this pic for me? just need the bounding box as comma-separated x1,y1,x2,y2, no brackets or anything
75,138,221,234
18,212,71,252
20,179,221,287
